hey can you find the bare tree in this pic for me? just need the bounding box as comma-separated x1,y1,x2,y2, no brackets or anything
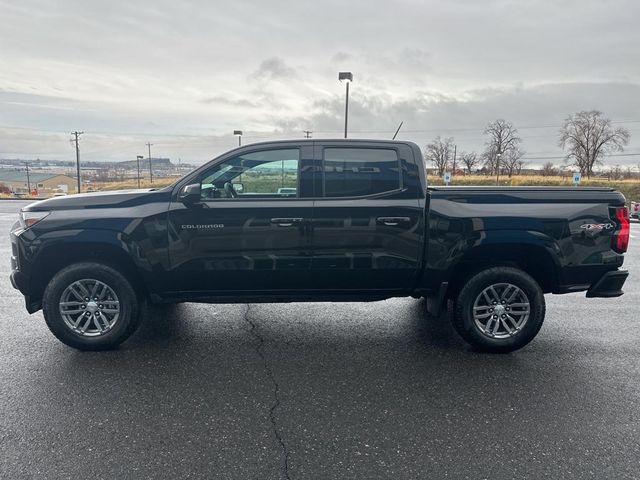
459,151,479,174
609,164,623,180
541,161,558,177
558,110,630,178
501,147,525,177
483,119,523,176
424,136,454,176
515,159,526,175
624,166,634,180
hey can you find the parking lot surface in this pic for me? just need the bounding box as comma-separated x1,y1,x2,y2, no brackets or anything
1,200,639,479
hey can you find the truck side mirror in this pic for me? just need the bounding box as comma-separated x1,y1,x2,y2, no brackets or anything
179,183,201,204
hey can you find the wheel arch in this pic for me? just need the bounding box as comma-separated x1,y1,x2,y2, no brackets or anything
446,240,560,299
31,238,148,304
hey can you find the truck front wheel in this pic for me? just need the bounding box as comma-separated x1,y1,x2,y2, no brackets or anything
451,267,545,353
42,262,142,350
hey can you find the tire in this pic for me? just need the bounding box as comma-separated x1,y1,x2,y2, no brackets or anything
42,262,142,350
451,267,545,353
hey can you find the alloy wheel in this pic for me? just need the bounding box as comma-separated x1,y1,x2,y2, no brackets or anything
472,283,530,339
59,279,120,337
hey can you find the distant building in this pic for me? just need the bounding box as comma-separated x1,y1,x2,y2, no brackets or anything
0,171,77,195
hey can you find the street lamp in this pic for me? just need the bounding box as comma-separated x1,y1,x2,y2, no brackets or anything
338,72,353,138
136,156,144,188
496,150,502,184
233,130,243,146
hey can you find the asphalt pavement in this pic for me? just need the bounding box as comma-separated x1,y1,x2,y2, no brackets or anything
1,200,639,479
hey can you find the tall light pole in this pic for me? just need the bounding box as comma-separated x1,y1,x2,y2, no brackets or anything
234,130,243,146
338,72,353,138
496,150,502,184
136,155,143,188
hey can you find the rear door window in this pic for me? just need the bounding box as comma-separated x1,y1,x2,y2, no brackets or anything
322,148,401,197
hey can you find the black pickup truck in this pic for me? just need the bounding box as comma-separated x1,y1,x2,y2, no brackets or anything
10,139,630,352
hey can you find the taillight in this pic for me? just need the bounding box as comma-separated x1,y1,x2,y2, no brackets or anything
613,207,630,253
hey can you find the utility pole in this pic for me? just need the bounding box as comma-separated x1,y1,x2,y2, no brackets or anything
146,142,153,184
452,144,457,174
71,131,83,193
136,155,143,188
303,130,312,138
25,161,31,195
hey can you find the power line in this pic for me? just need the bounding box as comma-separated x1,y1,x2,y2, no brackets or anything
303,130,312,138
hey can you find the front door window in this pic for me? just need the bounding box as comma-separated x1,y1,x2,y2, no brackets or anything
200,148,299,200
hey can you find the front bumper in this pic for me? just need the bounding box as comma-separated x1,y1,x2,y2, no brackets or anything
10,269,27,291
10,270,41,313
586,270,629,298
9,229,42,314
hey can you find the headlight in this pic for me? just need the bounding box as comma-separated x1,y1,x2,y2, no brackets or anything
19,211,50,229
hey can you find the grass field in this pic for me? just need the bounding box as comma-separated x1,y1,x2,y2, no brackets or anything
93,178,176,190
429,174,640,202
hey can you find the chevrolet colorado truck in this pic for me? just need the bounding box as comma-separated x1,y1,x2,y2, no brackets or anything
10,139,630,352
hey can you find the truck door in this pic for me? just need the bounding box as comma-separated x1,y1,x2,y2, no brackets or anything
310,142,423,292
167,144,315,294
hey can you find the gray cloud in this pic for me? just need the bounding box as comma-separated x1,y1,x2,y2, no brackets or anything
331,51,352,63
250,57,297,82
271,81,640,166
198,96,258,108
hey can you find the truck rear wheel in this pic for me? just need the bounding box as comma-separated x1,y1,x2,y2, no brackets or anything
42,262,142,350
451,267,545,353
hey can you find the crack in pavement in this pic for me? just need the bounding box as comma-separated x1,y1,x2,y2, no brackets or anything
243,305,292,480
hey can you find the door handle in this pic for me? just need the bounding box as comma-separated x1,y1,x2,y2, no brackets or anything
377,216,411,226
271,217,304,227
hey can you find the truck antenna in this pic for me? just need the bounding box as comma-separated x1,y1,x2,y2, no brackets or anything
392,121,404,140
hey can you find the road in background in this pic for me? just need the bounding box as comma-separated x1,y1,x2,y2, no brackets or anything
1,200,639,479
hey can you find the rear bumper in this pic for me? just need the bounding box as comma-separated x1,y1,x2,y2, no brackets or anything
586,270,628,298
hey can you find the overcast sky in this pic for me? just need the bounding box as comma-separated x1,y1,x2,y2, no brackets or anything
1,0,640,167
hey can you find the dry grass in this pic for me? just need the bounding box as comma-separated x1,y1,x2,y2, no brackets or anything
432,174,640,201
92,178,176,191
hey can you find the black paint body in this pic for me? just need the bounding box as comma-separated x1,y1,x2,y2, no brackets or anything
9,139,628,313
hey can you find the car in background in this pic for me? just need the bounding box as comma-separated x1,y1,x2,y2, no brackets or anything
631,201,640,220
